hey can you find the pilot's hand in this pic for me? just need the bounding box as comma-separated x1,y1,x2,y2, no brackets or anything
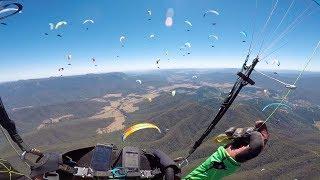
225,121,269,163
30,152,62,179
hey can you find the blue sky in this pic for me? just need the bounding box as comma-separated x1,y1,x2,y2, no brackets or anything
0,0,319,82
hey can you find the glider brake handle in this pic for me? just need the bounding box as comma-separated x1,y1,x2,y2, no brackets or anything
21,149,45,167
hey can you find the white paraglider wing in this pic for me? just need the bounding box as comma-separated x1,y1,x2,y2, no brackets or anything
120,36,126,43
184,20,192,27
171,90,176,97
49,23,55,30
136,80,142,84
204,10,220,17
83,19,94,24
55,21,67,29
209,35,219,40
0,8,18,14
240,31,247,38
185,42,191,48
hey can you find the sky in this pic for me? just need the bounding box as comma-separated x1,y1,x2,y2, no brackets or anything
0,0,319,82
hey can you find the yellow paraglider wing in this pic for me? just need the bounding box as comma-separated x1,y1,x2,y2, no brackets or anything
122,123,161,141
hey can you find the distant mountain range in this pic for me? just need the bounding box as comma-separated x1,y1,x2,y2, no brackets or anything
0,69,319,179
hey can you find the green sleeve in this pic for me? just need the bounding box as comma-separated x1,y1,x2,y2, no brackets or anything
183,146,240,180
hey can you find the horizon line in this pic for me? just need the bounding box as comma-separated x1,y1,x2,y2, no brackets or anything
1,67,319,84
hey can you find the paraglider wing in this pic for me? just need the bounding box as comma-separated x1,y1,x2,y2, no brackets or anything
149,34,155,39
0,8,18,14
313,0,320,6
55,21,67,29
240,31,247,38
184,20,192,27
122,123,161,141
83,19,94,24
136,79,142,84
184,42,191,48
262,103,292,112
171,90,176,96
203,10,219,17
209,35,219,40
147,10,152,16
49,23,54,30
120,36,125,42
67,54,72,65
0,3,23,20
120,36,126,46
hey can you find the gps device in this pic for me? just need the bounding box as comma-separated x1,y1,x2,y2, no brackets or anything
122,146,140,177
90,144,112,172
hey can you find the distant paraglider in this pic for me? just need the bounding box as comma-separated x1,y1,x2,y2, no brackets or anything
0,22,7,26
66,54,72,65
171,90,176,97
91,57,97,66
58,68,64,76
156,59,160,69
240,31,247,43
149,34,155,39
83,19,94,30
184,20,192,31
122,123,161,141
48,21,67,38
147,9,152,20
209,35,218,47
120,35,126,47
262,103,292,112
136,79,142,84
